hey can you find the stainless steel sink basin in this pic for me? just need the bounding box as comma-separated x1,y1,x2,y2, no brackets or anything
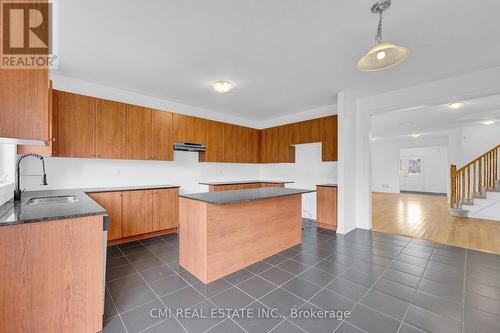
27,195,78,205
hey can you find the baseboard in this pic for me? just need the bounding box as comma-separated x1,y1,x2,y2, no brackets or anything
400,190,447,197
107,227,177,246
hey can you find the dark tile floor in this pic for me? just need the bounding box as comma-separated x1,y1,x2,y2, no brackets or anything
103,222,500,333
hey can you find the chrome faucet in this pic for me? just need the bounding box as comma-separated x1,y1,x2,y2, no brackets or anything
14,153,48,202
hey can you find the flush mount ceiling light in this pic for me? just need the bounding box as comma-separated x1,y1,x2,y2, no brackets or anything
212,80,235,94
481,120,496,125
357,0,410,72
411,134,421,138
448,101,465,110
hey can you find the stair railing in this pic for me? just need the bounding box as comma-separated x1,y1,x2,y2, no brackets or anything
450,144,499,209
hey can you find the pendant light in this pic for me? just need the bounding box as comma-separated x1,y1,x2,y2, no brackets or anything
357,0,409,72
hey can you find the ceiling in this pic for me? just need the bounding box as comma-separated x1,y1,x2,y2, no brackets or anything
53,0,500,121
371,94,500,141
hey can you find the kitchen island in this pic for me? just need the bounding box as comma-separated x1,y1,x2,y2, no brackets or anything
179,187,315,283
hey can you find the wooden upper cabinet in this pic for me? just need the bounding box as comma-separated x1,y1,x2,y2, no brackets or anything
17,82,56,156
321,115,338,161
95,99,126,159
88,191,123,241
56,91,95,158
122,190,153,237
200,120,225,162
125,105,152,160
0,69,50,141
151,110,173,161
152,188,179,231
173,114,207,144
302,118,322,143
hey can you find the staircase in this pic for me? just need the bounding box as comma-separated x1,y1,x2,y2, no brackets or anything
449,144,500,220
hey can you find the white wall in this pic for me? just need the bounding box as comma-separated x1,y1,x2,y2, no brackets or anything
260,143,338,220
459,122,500,166
21,144,338,219
371,143,400,193
0,144,16,183
400,146,448,194
21,151,260,194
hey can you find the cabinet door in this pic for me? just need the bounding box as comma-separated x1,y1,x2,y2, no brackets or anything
56,91,95,158
95,99,126,159
126,105,152,160
151,110,173,160
200,120,224,162
316,187,337,230
88,192,123,241
173,114,207,144
0,68,49,141
152,188,179,231
122,190,153,237
302,118,322,143
321,115,338,161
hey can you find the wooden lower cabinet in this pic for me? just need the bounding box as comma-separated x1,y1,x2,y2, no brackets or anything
88,192,123,241
153,188,179,231
122,190,153,237
88,188,179,244
316,186,337,231
0,215,104,333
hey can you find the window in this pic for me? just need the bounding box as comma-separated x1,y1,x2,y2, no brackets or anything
407,158,422,176
400,157,422,177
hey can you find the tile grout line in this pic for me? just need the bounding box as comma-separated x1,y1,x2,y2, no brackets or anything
116,243,190,333
396,241,438,333
104,284,130,333
331,236,414,333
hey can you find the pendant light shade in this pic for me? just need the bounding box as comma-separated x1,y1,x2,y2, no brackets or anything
357,0,409,72
357,42,409,72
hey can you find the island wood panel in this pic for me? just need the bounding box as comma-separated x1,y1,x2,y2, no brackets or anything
316,186,337,231
56,91,95,158
88,191,123,240
179,198,207,281
0,68,50,141
208,183,284,192
0,215,104,333
122,190,153,237
126,105,152,160
179,195,302,283
151,110,174,160
152,188,179,231
95,98,126,159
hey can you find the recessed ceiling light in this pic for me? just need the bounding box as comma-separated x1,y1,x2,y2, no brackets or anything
481,120,496,125
448,101,465,110
411,134,421,138
212,80,235,94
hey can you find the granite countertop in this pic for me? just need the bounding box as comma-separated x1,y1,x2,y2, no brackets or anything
81,184,180,193
0,189,107,226
199,180,294,186
179,187,315,205
316,184,338,187
0,184,180,226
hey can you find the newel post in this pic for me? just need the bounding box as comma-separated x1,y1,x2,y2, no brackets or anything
450,165,457,208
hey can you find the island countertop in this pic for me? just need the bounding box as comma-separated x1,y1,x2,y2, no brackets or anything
316,184,338,188
0,184,180,226
179,187,315,205
199,180,293,186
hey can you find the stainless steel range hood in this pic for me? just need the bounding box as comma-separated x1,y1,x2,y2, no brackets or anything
173,142,206,152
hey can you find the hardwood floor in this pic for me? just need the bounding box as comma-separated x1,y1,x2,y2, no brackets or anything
372,192,500,254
